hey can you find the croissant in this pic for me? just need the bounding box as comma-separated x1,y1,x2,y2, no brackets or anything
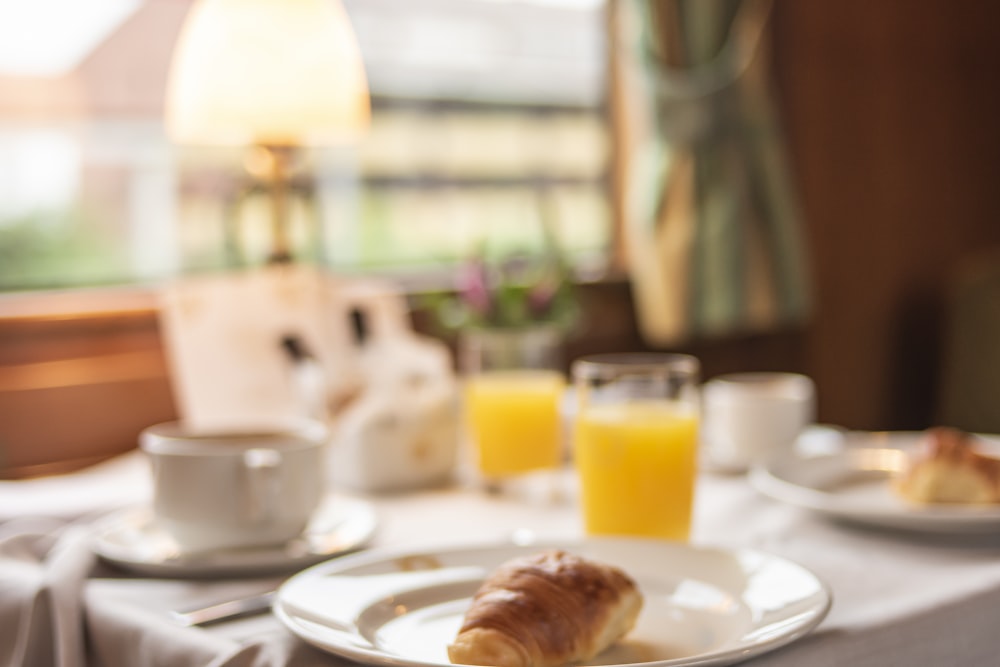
447,549,642,667
894,427,1000,504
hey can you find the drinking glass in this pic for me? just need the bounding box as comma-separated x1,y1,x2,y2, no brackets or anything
572,353,700,541
461,326,565,490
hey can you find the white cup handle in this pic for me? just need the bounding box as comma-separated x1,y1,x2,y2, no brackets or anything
243,448,282,523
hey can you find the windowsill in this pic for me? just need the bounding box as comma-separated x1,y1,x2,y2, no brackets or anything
0,285,175,478
0,285,160,322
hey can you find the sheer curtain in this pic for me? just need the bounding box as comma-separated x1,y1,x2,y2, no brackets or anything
611,0,811,345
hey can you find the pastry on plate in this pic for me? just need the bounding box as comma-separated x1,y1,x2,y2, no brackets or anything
894,427,1000,504
447,549,642,667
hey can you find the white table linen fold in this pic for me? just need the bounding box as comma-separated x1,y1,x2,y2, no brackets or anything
0,520,94,667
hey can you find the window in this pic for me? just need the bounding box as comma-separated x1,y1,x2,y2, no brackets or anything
0,0,611,292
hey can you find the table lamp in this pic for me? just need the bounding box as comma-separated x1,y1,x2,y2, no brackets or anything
165,0,370,264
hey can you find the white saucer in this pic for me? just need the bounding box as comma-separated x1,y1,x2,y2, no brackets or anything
91,495,378,578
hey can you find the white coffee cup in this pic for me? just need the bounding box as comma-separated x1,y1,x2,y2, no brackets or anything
702,372,816,471
140,420,328,553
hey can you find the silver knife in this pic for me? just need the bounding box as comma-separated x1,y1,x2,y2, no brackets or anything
170,590,277,627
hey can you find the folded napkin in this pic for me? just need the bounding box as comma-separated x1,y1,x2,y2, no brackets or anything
0,516,352,667
0,518,93,667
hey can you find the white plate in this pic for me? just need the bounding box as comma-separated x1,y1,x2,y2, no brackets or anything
91,495,377,577
750,430,1000,533
274,538,831,667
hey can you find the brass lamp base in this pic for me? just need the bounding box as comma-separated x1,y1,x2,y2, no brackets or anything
244,144,299,264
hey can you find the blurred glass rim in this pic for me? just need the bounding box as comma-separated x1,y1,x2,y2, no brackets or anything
571,352,700,381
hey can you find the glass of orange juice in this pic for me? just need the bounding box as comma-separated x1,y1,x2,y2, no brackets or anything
461,327,565,490
572,353,700,541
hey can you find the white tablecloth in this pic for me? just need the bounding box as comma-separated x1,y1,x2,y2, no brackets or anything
4,452,1000,667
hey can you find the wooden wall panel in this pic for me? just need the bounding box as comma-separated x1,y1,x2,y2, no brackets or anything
770,0,1000,430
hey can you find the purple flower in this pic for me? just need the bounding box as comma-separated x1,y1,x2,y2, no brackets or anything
527,283,557,318
458,259,492,316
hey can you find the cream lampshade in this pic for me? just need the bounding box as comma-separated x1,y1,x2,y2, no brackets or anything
165,0,370,262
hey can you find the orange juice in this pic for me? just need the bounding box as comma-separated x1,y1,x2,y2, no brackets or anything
465,370,564,477
574,401,699,540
